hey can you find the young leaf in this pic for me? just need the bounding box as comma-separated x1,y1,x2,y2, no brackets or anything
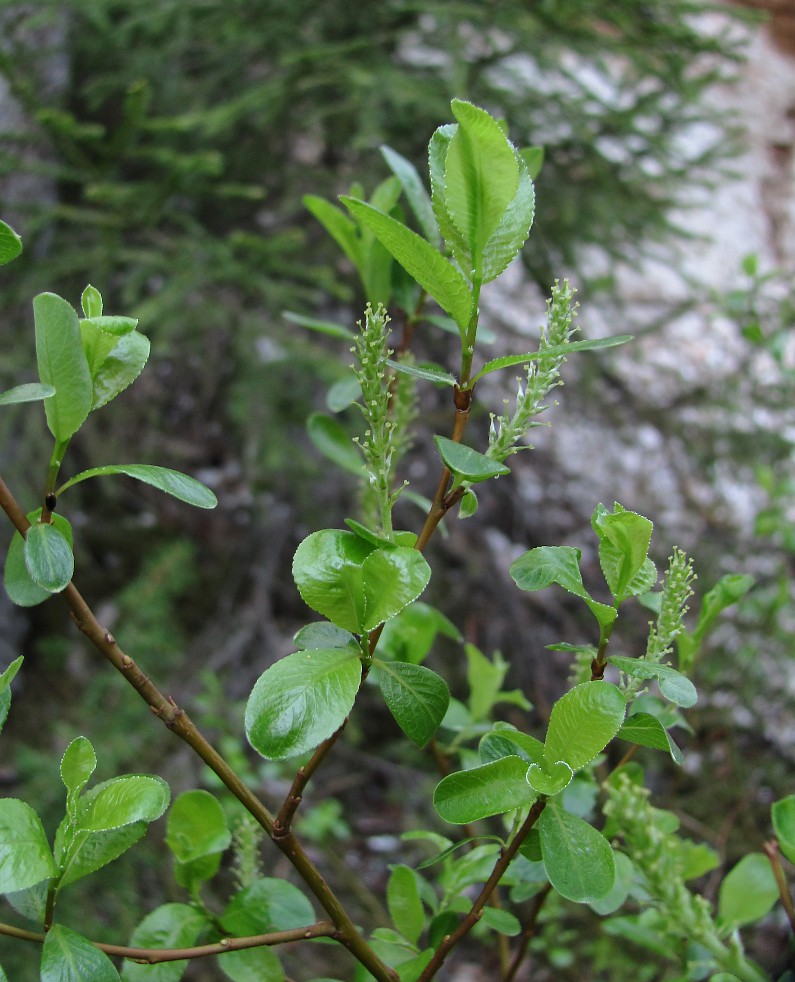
245,648,362,760
61,736,97,809
304,193,362,268
57,822,147,891
0,656,23,694
526,760,574,796
0,219,22,265
88,330,150,410
5,512,73,607
434,436,510,483
23,522,74,593
78,775,170,833
521,146,545,180
326,373,361,412
57,464,217,509
221,877,315,935
479,728,545,766
377,601,461,665
510,545,590,599
543,681,626,771
34,292,93,441
121,904,208,982
293,621,358,651
165,790,231,864
79,316,138,337
445,100,519,274
387,865,424,945
608,656,697,708
592,504,654,603
81,284,103,318
0,799,58,893
386,359,456,386
359,547,431,631
341,197,472,335
373,660,450,747
282,310,355,341
538,803,615,903
479,907,521,936
41,925,120,982
678,572,755,670
480,154,535,283
616,712,683,765
0,382,56,407
307,413,364,477
471,336,633,383
216,945,284,982
772,795,795,864
434,756,537,824
380,144,440,246
717,853,778,928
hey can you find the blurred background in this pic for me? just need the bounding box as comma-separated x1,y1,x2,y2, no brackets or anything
0,0,793,978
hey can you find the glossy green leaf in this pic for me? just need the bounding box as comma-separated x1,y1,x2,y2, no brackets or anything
521,146,545,180
466,645,508,722
41,925,120,982
304,194,361,267
718,853,778,928
772,795,795,864
526,760,574,796
23,523,74,593
341,197,472,334
307,413,364,476
0,657,23,694
166,790,231,864
510,545,589,598
434,756,537,824
385,359,456,386
479,728,545,766
608,656,697,708
56,822,147,891
543,682,626,771
592,504,654,602
359,548,431,631
78,775,170,832
0,219,22,265
538,803,615,903
480,154,535,283
61,737,97,810
0,383,56,407
387,864,424,945
122,904,208,982
589,851,635,915
57,464,217,509
373,660,450,747
459,488,478,518
0,799,57,893
429,123,472,272
282,310,355,341
480,906,521,936
79,315,137,337
217,946,284,982
293,621,357,651
617,712,683,765
471,336,633,383
377,601,461,665
222,877,315,935
88,330,150,410
5,512,73,607
380,144,440,246
445,100,518,273
434,436,510,483
245,647,362,760
34,292,93,441
0,689,10,737
81,284,103,318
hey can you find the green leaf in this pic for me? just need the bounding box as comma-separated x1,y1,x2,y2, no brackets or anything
292,531,430,633
87,330,150,411
81,284,103,318
465,645,508,722
0,219,22,265
304,194,361,268
294,621,358,651
718,853,778,928
79,316,138,337
772,795,795,864
0,689,9,736
608,656,697,708
23,523,74,593
377,601,461,665
122,904,208,982
166,790,231,864
434,436,510,483
57,464,217,509
543,681,626,771
341,197,472,334
5,512,73,607
0,799,58,893
521,146,545,180
0,383,56,407
0,657,23,694
245,648,362,760
459,489,478,518
479,906,521,936
282,310,355,341
479,728,545,766
221,877,315,935
434,756,537,824
373,660,450,747
510,545,589,598
61,737,97,811
78,775,170,832
56,822,147,891
589,851,635,915
445,100,519,274
386,359,456,386
617,712,683,765
538,802,615,903
307,413,364,477
218,946,284,982
526,760,574,797
592,504,655,603
387,865,424,945
480,154,535,283
471,336,634,383
327,373,361,412
41,925,120,982
678,573,755,670
34,292,93,441
380,145,440,246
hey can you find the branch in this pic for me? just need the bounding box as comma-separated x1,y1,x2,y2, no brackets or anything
764,839,795,935
504,883,552,982
0,919,336,963
418,798,547,982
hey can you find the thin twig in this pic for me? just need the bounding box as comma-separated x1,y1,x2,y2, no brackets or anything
764,839,795,935
504,883,553,982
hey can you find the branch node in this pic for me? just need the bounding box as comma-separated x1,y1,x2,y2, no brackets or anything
121,655,133,669
104,631,116,645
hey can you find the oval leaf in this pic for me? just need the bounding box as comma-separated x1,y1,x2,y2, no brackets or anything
0,383,56,407
89,330,150,410
0,219,22,265
5,512,73,607
42,925,120,982
307,413,364,477
543,681,626,771
538,803,615,903
373,660,450,747
718,853,778,928
61,737,97,804
78,775,170,832
165,790,231,864
434,435,509,483
608,656,697,708
245,648,362,760
360,547,431,631
617,712,683,765
79,315,138,337
434,756,537,824
222,877,315,935
526,760,574,797
510,545,589,599
293,530,373,631
57,464,217,509
24,523,74,593
58,822,147,891
387,865,424,945
0,799,58,893
772,795,795,865
122,903,208,982
34,292,93,441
